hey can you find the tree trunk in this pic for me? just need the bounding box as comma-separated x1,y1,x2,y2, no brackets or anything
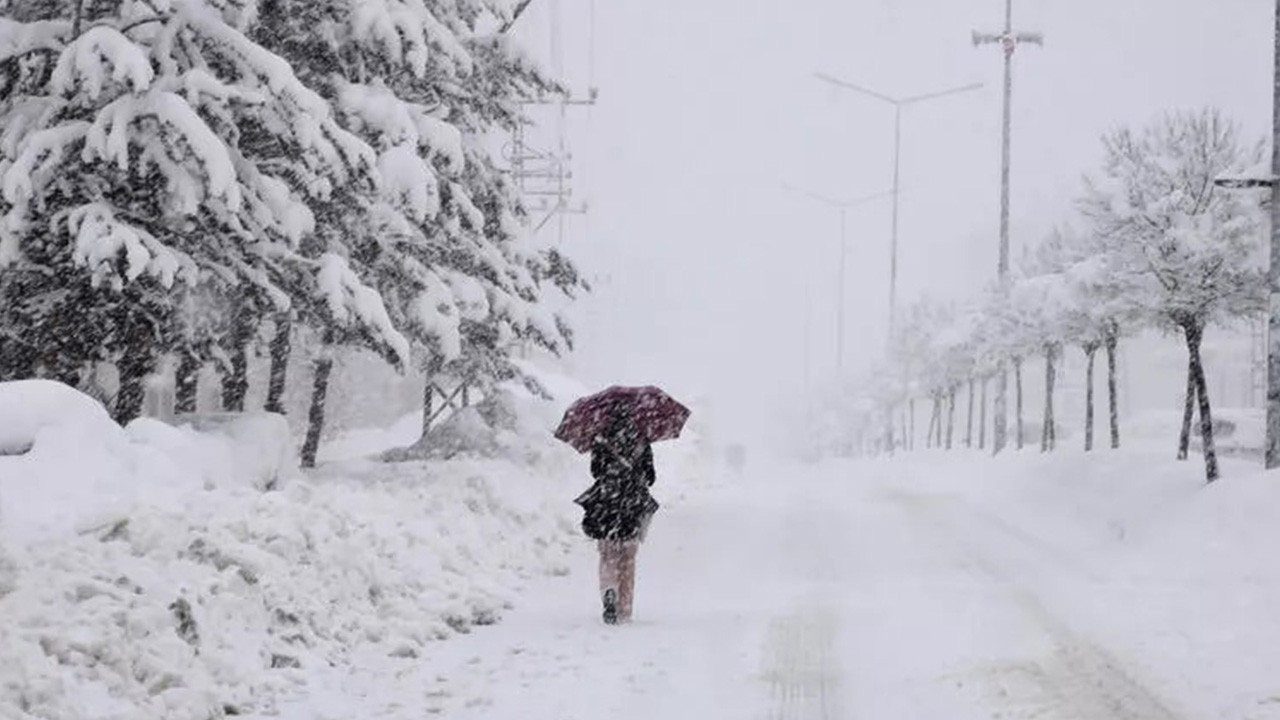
220,299,252,412
1186,323,1220,483
931,394,942,445
0,335,36,382
1042,345,1057,453
909,399,916,451
300,347,335,469
1084,345,1097,452
1084,346,1098,452
994,362,1008,454
965,379,975,448
264,315,291,415
979,377,989,450
945,387,956,450
901,407,908,453
1106,329,1120,449
885,407,896,456
175,351,200,415
935,395,945,447
115,351,151,425
1015,357,1025,450
885,404,896,453
1178,358,1196,461
223,347,248,411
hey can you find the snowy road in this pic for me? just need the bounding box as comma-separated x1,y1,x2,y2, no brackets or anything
333,460,1194,719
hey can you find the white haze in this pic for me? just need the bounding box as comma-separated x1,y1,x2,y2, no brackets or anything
514,0,1272,446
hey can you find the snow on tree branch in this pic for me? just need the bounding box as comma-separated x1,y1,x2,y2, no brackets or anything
0,18,71,63
50,25,154,100
60,202,194,288
317,252,411,368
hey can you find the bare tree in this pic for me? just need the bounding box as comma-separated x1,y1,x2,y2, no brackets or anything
1080,109,1266,482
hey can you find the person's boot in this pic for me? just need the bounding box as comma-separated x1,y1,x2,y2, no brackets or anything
602,588,619,625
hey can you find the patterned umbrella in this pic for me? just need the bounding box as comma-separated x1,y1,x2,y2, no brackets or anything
554,385,691,453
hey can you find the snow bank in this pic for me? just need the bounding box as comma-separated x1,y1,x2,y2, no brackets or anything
158,413,297,491
0,457,579,720
0,379,116,455
0,380,180,546
0,373,588,720
0,383,296,548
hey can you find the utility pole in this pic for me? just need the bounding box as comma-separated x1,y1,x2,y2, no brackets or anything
1268,0,1280,469
813,74,981,340
973,0,1042,455
506,0,598,238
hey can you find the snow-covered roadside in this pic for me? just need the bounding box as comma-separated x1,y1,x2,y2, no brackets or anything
0,376,590,720
0,372,721,720
882,445,1280,720
0,452,588,720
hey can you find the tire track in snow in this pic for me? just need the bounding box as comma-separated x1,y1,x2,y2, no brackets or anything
759,607,842,720
884,489,1189,720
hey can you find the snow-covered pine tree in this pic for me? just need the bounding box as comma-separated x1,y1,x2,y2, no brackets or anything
1079,108,1266,482
0,1,413,426
252,0,584,450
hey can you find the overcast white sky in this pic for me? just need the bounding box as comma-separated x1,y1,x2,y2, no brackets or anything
513,0,1273,441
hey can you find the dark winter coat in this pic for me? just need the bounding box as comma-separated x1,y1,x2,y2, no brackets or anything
574,437,659,541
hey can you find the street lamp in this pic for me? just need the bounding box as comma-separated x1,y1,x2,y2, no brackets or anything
812,73,982,338
1216,170,1279,469
1212,0,1280,470
782,183,894,374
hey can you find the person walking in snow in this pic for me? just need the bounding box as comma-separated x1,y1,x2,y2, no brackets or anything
574,409,660,625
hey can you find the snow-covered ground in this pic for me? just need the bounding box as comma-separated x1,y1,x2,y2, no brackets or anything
313,445,1277,720
3,378,1278,719
0,377,588,720
0,373,720,720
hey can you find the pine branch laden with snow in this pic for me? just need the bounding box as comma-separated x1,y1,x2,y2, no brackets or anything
49,25,154,99
315,252,411,369
61,201,194,288
0,17,69,64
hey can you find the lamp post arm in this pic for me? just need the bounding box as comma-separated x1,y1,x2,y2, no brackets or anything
899,82,985,106
813,73,899,105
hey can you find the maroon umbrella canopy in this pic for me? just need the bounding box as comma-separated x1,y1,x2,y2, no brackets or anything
554,386,691,453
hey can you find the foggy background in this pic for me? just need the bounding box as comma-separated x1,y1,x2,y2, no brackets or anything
511,0,1274,447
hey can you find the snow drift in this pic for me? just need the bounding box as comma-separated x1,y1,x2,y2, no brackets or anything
0,377,586,720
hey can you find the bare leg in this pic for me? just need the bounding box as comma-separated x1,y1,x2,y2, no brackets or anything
598,540,620,595
617,541,639,621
